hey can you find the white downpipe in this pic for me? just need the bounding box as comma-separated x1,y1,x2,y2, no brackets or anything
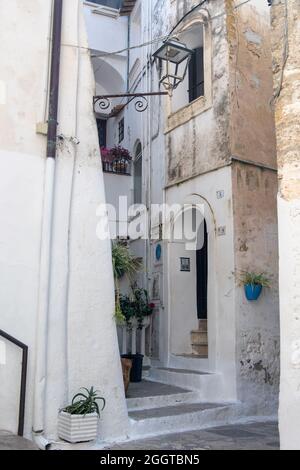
32,157,56,443
33,433,52,451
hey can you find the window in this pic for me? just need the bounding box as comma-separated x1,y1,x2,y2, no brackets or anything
134,142,142,204
97,119,107,147
90,0,122,9
166,15,212,132
188,47,204,103
118,118,124,143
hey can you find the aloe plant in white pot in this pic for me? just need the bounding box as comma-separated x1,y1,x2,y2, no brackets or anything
58,387,106,444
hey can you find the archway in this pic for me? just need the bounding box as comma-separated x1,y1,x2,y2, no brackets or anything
193,219,209,357
168,195,216,365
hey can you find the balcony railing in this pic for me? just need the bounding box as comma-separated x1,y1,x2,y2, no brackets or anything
102,160,131,176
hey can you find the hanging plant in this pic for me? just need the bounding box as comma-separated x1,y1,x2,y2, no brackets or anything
111,242,143,324
236,271,271,301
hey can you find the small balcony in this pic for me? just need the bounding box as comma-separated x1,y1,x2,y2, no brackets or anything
101,146,132,176
102,158,132,176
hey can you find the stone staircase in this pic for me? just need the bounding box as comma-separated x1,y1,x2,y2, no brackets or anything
127,379,239,440
148,367,226,402
191,320,208,357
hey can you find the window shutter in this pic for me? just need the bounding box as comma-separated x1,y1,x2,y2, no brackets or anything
188,47,204,102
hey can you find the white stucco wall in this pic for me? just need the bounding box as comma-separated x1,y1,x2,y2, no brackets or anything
278,197,300,449
271,0,300,449
0,0,128,442
83,3,128,112
165,167,237,401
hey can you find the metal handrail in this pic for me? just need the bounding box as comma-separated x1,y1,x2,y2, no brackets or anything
0,329,28,437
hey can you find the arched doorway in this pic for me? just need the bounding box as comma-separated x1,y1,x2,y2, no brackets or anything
168,197,216,365
193,219,208,357
196,219,208,321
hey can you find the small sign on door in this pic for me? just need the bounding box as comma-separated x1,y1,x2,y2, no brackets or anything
180,257,191,272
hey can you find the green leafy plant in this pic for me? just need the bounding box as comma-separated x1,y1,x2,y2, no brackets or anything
112,242,142,280
236,271,271,288
61,387,106,417
112,242,143,324
120,288,155,329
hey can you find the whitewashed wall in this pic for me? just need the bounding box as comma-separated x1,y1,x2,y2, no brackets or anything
0,0,128,442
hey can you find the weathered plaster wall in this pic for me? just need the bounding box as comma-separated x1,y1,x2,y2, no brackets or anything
0,0,128,441
232,162,280,415
226,0,277,168
152,1,280,418
271,0,300,450
161,0,231,186
225,1,280,417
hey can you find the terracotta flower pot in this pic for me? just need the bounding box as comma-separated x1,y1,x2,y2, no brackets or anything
121,357,132,395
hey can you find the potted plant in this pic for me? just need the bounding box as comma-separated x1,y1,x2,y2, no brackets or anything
111,242,143,325
58,387,105,444
100,146,111,160
237,271,271,301
120,288,155,383
111,242,143,389
121,357,132,396
121,288,155,330
110,146,132,173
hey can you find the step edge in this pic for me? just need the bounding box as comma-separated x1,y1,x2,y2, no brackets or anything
129,403,237,422
127,391,201,411
128,404,241,439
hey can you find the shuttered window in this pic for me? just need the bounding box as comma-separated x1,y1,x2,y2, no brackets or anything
188,47,205,103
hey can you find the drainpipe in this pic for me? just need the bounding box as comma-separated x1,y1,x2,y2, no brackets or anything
126,15,131,92
33,0,63,450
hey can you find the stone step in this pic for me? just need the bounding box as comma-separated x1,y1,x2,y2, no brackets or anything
169,354,210,372
191,344,208,357
142,366,150,379
191,330,208,344
148,367,224,402
126,380,200,411
0,431,38,451
128,402,238,439
198,320,207,332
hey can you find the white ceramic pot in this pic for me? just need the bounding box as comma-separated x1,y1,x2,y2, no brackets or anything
58,412,99,443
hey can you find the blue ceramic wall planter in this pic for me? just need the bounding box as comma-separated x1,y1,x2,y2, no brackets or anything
244,284,263,301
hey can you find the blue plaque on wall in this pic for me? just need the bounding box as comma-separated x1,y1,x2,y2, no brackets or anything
155,244,162,261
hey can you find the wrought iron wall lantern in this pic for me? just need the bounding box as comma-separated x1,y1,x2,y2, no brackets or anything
153,38,194,96
93,37,193,115
93,92,168,116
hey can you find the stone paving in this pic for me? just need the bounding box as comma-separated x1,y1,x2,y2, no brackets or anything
0,430,38,451
0,422,279,450
108,421,280,451
127,381,191,399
